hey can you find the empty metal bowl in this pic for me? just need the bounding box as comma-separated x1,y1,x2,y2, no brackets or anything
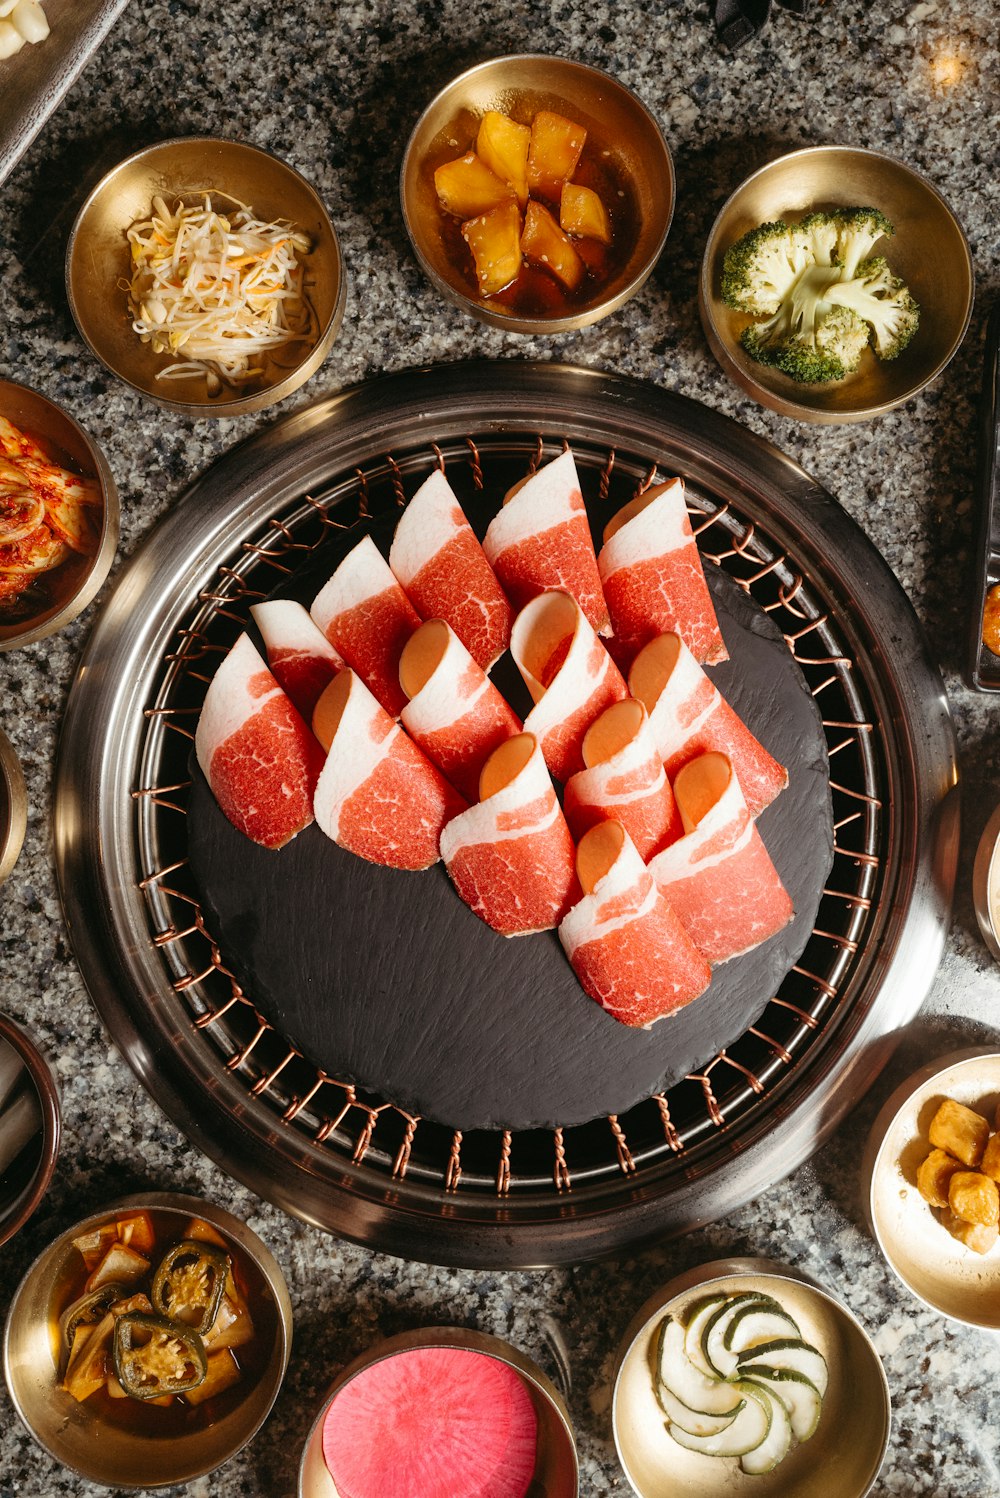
298,1326,578,1497
613,1257,889,1498
864,1048,1000,1328
699,145,974,424
0,727,27,885
66,137,346,417
0,379,119,651
4,1191,292,1489
0,1012,60,1248
401,54,673,334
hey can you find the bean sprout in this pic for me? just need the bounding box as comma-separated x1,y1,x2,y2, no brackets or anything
126,193,314,392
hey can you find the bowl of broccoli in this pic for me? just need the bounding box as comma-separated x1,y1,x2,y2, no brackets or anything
699,145,973,424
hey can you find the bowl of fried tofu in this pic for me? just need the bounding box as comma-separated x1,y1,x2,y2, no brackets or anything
400,54,673,334
865,1050,1000,1327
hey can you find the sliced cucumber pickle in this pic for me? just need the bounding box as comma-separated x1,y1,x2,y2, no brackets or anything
656,1317,746,1416
724,1302,801,1358
741,1365,823,1442
666,1380,772,1458
656,1377,745,1437
682,1294,729,1381
737,1382,793,1475
737,1338,829,1398
701,1293,781,1378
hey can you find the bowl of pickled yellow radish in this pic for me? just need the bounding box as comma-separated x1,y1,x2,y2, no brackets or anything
865,1048,1000,1328
401,54,673,334
66,137,346,417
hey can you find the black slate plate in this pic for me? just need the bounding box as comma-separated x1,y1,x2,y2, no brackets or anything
188,500,832,1132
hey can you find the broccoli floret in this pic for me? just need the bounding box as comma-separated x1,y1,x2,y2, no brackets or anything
721,221,811,315
830,207,894,280
825,256,920,359
724,207,918,383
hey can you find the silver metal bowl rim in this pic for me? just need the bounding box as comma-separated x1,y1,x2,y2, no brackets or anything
399,53,675,335
864,1045,1000,1330
972,806,1000,962
612,1255,891,1498
3,1189,293,1489
0,377,120,650
65,134,347,419
297,1324,579,1497
0,1011,61,1248
699,143,976,425
0,726,28,885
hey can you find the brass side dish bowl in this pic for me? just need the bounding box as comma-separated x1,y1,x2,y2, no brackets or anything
0,727,27,885
864,1049,1000,1328
613,1258,889,1498
0,1012,60,1248
0,379,119,652
700,145,974,424
66,136,346,417
298,1326,579,1497
4,1191,293,1489
401,54,673,334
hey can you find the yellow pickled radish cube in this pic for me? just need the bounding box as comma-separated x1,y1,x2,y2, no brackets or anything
942,1210,999,1255
520,201,585,291
916,1148,962,1210
560,182,612,245
981,1133,1000,1183
434,153,515,219
476,112,531,207
461,201,523,296
948,1170,1000,1227
928,1097,990,1167
526,111,587,200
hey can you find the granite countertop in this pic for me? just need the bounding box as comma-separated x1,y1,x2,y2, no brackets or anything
1,0,999,1493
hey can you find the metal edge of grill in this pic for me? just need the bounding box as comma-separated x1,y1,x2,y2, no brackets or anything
52,362,957,1267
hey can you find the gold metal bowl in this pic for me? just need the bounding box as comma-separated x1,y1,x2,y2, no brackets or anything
66,137,346,417
298,1326,579,1497
699,145,974,424
0,1012,60,1247
3,1191,293,1489
0,379,119,651
864,1049,1000,1328
613,1258,890,1498
401,54,673,335
0,728,27,885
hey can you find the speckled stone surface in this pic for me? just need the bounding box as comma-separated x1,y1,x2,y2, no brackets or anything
1,1,999,1494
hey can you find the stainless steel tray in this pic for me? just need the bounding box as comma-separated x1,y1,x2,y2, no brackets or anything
0,0,129,188
54,361,958,1268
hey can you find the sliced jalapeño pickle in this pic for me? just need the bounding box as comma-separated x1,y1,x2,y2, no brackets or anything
60,1281,129,1357
112,1311,208,1400
151,1239,230,1335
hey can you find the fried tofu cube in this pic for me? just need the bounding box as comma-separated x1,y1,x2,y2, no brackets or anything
476,112,530,207
942,1210,1000,1255
520,201,585,291
917,1147,963,1209
560,182,612,245
981,1133,1000,1183
948,1169,1000,1226
928,1098,989,1167
434,153,515,220
526,111,587,201
461,200,523,296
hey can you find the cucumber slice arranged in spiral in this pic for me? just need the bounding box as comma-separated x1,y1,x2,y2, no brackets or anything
652,1287,827,1477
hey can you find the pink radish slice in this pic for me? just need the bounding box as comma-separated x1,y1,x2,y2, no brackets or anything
321,1347,538,1498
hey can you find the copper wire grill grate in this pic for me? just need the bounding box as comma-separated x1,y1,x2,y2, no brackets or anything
131,434,882,1200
